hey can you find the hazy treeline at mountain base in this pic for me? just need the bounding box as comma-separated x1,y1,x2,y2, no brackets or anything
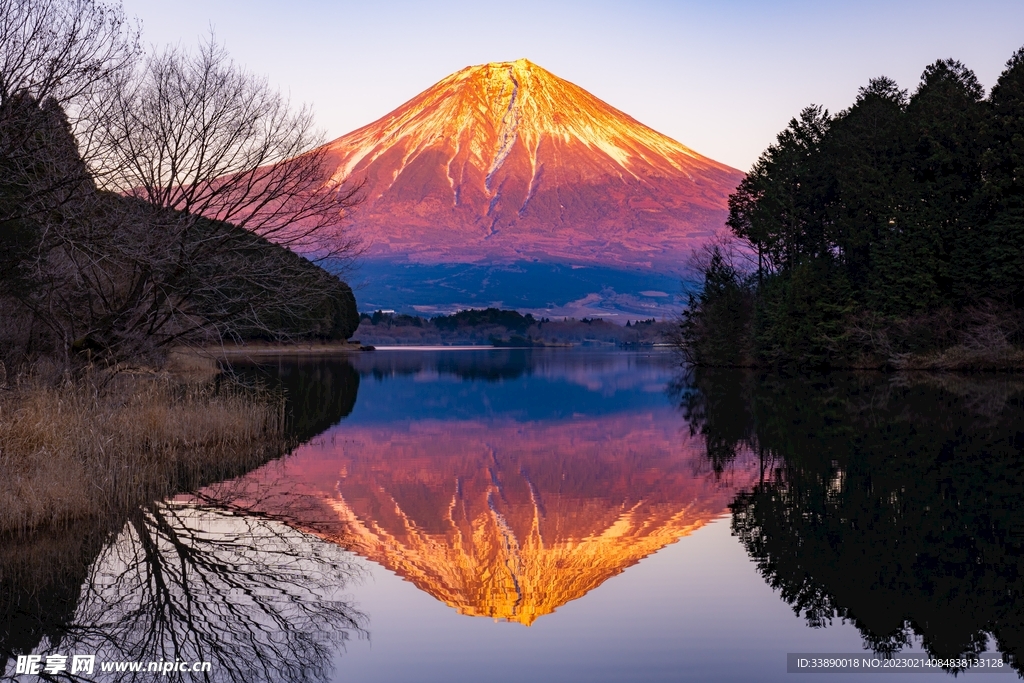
680,47,1024,369
354,308,671,346
0,0,360,374
676,369,1024,673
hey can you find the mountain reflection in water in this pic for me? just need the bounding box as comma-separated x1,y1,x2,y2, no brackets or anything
226,350,757,626
6,351,1024,682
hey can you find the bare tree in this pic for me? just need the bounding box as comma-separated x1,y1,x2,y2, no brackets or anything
6,501,367,683
0,0,139,110
0,0,139,217
1,19,362,368
89,35,360,259
0,0,139,367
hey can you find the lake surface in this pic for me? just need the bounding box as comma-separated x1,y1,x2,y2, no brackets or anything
3,349,1024,682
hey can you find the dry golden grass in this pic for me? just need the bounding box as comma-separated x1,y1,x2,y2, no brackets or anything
0,372,289,535
164,349,222,380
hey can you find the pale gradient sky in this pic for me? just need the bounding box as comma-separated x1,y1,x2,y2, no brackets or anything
119,0,1024,172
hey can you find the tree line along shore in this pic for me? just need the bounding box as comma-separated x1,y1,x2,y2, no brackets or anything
0,0,360,536
353,308,672,347
678,48,1024,371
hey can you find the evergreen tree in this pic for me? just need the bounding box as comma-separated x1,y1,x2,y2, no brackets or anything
823,77,908,304
980,48,1024,304
728,105,833,274
894,60,987,309
677,246,753,366
698,47,1024,368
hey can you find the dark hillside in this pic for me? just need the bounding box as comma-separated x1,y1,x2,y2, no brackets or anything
175,210,359,343
0,95,358,368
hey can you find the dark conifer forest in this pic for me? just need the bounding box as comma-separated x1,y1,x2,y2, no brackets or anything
0,97,359,369
680,49,1024,370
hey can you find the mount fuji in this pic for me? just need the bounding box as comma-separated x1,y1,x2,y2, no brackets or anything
317,59,742,318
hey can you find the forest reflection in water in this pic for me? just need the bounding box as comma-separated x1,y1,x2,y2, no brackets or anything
2,351,1024,681
678,368,1024,675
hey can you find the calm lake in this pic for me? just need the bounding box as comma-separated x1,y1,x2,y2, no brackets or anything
3,349,1024,682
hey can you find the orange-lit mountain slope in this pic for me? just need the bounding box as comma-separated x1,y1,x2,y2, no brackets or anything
321,59,743,272
216,414,759,625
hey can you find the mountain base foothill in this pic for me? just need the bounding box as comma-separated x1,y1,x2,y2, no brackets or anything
342,259,690,321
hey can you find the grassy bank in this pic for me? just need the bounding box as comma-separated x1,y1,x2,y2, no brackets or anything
0,370,289,535
887,344,1024,371
208,340,369,359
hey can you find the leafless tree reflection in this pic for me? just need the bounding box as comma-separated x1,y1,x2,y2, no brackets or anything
20,501,366,683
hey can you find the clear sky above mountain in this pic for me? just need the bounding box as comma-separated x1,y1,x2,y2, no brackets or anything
120,0,1024,172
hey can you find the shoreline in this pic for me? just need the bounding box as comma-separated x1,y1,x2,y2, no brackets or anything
676,352,1024,373
188,341,373,361
189,341,678,358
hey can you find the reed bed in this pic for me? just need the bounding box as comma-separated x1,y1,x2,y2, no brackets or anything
0,372,289,535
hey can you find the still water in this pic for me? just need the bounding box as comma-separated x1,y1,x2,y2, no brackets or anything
3,349,1024,682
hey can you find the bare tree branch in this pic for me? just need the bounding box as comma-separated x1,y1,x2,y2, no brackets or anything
89,34,361,260
2,21,362,369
